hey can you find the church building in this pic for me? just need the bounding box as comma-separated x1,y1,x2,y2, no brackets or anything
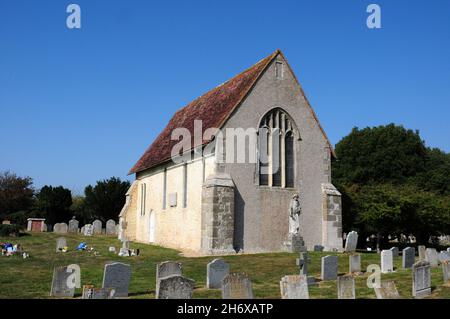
119,50,343,254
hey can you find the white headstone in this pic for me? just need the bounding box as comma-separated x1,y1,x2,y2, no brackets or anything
381,250,394,273
344,231,358,253
280,275,309,299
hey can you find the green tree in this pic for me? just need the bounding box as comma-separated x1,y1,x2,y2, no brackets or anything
83,177,130,222
332,124,427,185
0,171,34,219
35,186,73,225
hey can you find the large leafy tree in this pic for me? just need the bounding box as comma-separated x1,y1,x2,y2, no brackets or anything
332,124,427,185
0,171,34,218
83,177,130,222
35,186,73,225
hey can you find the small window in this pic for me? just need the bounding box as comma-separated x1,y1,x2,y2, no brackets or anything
275,61,283,79
140,183,146,215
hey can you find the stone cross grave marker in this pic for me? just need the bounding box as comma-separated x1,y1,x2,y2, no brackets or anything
50,266,75,298
156,261,182,281
402,247,415,269
156,275,195,299
106,219,117,235
349,254,361,274
56,237,67,253
321,255,338,281
337,275,355,299
412,261,431,298
344,231,358,253
425,248,438,268
418,245,426,261
102,262,131,298
222,273,253,299
381,250,394,273
93,220,102,235
207,259,230,289
68,217,79,233
374,280,400,299
280,275,309,299
296,252,315,285
390,247,399,258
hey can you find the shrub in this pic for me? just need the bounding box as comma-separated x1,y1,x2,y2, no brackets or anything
0,224,23,237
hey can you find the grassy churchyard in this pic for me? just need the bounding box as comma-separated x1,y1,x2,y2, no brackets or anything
1,232,449,299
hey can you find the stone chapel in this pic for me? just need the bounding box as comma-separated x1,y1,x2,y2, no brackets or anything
119,49,343,254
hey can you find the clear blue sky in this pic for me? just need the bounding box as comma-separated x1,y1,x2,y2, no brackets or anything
1,0,449,194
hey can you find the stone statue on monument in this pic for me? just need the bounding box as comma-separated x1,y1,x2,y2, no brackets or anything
289,194,301,236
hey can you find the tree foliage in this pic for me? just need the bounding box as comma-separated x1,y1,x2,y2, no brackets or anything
35,185,73,225
0,171,34,219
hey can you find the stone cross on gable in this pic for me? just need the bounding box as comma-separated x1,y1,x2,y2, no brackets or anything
296,252,311,276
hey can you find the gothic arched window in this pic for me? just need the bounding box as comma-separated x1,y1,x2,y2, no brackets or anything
258,108,297,188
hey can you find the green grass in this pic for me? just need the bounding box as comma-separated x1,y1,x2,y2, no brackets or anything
1,232,449,299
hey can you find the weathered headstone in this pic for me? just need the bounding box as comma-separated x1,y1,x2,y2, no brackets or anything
402,247,415,269
425,248,438,268
93,220,102,235
221,273,253,299
280,275,309,299
156,275,195,299
374,280,401,299
344,231,358,253
50,266,75,297
438,251,450,264
82,285,115,299
80,225,85,235
349,254,361,274
381,250,394,273
56,237,67,253
207,259,229,289
54,223,68,234
83,224,94,236
447,247,450,253
314,245,324,252
337,275,355,299
68,217,79,233
418,245,426,261
106,219,116,235
102,262,131,298
321,255,338,281
285,234,307,253
390,247,399,258
412,261,431,298
442,262,450,283
156,261,182,281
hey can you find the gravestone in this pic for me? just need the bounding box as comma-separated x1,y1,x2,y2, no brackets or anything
93,220,102,235
156,261,182,281
54,223,68,234
390,247,399,258
344,231,358,253
321,255,338,281
80,225,85,235
442,262,450,283
448,248,450,253
418,245,426,261
296,252,316,285
106,219,116,235
349,254,361,274
285,234,306,253
221,273,253,299
56,237,67,253
374,281,401,299
337,275,355,299
102,262,131,298
118,240,130,256
381,250,394,273
82,285,115,299
402,247,416,269
156,275,195,299
438,251,450,264
50,266,75,297
412,261,431,298
279,275,309,299
207,259,229,289
425,248,438,268
47,224,53,232
68,217,79,233
314,245,324,252
83,224,94,236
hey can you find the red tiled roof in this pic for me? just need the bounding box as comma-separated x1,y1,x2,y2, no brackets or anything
128,51,278,174
129,49,335,175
